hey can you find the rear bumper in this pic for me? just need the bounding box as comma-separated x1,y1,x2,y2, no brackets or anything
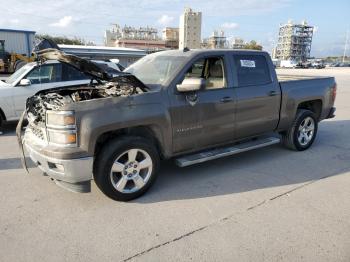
326,107,336,119
24,142,93,192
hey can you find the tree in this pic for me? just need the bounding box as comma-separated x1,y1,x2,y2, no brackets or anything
36,34,95,46
244,40,263,51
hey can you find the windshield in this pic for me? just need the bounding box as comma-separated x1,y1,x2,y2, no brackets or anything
125,55,185,85
6,64,33,85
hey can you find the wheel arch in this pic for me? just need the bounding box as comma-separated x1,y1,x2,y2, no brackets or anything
93,125,166,160
297,99,323,121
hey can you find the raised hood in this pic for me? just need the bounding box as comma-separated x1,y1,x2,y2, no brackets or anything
35,46,148,92
37,48,122,81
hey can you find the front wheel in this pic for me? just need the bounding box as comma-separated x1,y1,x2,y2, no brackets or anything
282,109,318,151
94,136,160,201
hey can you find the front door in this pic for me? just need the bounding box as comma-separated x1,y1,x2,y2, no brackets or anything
169,55,235,154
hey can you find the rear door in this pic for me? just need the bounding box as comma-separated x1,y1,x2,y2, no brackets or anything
232,54,281,139
169,54,236,153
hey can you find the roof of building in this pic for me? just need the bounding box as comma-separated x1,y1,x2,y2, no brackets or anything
0,28,36,34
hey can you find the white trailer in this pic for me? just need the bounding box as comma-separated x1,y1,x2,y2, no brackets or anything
280,60,298,68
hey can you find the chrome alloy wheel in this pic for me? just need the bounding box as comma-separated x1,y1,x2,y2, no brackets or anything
297,116,315,146
109,149,153,193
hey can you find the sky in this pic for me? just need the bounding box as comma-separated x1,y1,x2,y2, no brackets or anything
1,0,349,57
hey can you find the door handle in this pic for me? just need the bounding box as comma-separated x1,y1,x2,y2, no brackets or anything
220,96,233,103
268,90,278,96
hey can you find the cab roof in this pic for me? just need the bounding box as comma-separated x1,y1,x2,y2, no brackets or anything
151,48,268,58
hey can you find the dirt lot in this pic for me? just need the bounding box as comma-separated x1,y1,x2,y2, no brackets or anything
0,68,349,262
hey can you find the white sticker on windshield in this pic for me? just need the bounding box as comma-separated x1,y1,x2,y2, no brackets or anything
240,60,256,68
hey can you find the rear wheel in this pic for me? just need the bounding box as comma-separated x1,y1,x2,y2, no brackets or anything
94,136,160,201
282,109,318,151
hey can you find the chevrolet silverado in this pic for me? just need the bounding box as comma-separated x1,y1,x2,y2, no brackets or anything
17,48,337,201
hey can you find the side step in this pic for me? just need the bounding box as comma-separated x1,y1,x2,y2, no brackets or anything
175,137,280,167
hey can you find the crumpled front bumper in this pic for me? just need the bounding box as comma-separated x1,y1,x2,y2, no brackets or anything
16,111,93,193
24,142,93,180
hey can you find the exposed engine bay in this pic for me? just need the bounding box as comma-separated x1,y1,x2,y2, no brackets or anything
25,44,148,125
26,81,145,125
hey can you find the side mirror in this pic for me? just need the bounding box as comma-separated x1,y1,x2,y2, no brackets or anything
177,78,204,92
19,79,31,86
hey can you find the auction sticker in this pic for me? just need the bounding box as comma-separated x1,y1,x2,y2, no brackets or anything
240,60,256,68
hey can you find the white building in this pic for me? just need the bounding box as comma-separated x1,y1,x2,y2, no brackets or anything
179,7,202,49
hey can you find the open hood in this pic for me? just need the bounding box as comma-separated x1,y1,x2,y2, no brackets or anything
37,48,124,81
34,38,116,80
35,46,148,92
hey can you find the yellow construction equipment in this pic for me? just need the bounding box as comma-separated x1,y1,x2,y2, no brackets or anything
0,40,35,73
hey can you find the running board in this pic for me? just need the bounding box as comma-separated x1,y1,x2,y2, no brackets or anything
175,137,280,167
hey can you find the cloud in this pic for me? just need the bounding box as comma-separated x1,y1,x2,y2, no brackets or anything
10,19,20,24
157,15,174,26
50,16,73,28
221,22,239,29
0,0,346,56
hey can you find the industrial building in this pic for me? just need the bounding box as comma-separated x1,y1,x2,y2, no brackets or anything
0,28,36,72
104,24,165,51
179,7,202,49
162,27,179,49
231,38,245,49
0,28,35,57
275,20,314,62
205,30,227,49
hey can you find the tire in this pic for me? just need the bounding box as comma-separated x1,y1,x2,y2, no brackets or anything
282,109,318,151
93,136,160,201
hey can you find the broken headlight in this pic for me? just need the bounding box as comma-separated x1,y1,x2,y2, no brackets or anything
46,111,77,147
46,111,76,128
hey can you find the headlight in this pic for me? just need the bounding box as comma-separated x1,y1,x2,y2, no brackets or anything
46,110,77,147
46,111,76,128
47,130,77,146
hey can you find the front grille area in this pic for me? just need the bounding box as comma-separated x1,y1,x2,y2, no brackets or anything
29,124,45,141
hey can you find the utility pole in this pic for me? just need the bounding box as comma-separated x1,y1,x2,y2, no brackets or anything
343,29,349,63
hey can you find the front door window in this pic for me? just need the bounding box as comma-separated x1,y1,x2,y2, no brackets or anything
183,56,227,90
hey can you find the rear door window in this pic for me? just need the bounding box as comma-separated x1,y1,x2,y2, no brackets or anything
233,55,271,86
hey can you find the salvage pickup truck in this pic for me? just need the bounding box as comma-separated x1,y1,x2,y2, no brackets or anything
17,48,337,201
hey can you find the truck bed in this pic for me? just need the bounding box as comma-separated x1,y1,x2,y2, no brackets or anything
277,74,331,82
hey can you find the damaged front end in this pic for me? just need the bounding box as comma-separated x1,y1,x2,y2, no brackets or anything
17,47,149,187
26,81,145,126
26,47,148,125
